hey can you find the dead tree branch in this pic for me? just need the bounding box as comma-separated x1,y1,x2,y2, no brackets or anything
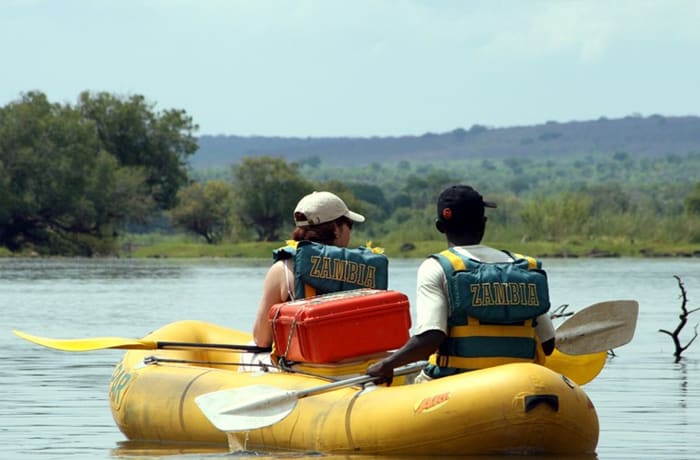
550,303,574,320
659,275,698,363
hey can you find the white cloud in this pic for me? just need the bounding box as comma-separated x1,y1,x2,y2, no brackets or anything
2,0,700,135
471,0,700,62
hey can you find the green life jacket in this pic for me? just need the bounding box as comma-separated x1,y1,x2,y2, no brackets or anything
425,248,550,378
273,240,388,299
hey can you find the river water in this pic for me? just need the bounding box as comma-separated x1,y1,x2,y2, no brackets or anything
1,257,699,460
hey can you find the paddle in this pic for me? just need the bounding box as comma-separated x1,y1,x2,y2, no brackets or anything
542,299,638,386
11,330,271,353
12,299,636,356
195,361,426,432
193,299,637,431
554,299,638,355
544,349,608,385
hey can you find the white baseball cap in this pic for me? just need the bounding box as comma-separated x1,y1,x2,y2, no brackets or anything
293,191,365,227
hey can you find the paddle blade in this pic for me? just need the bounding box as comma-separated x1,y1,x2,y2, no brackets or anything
196,361,426,433
545,349,607,386
195,385,297,431
12,329,155,352
555,300,639,355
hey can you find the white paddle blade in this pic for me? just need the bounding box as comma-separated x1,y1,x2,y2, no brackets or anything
555,300,639,355
195,385,297,432
196,361,428,433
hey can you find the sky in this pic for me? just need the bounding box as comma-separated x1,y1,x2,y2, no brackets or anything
2,0,700,137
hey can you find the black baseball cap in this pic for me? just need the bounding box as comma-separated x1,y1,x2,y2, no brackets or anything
436,185,497,226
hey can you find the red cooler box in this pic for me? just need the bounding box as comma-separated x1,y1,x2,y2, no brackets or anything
269,289,411,363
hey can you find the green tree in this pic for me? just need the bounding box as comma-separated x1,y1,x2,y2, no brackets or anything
0,92,152,254
520,193,593,241
232,156,313,241
336,182,388,220
77,91,198,210
298,155,321,168
468,124,488,134
402,170,458,210
169,180,235,243
508,176,532,195
584,183,631,215
686,182,700,215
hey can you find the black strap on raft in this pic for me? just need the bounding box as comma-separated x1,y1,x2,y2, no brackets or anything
524,394,559,412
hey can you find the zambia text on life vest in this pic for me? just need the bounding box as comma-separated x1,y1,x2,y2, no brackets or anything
309,255,377,288
470,282,540,307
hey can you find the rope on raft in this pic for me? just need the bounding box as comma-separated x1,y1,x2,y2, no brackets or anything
142,355,355,381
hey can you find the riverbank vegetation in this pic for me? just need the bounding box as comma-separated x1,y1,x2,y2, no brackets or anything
0,91,196,255
120,234,700,260
1,92,699,258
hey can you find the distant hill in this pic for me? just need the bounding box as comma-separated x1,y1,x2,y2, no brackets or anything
191,114,700,168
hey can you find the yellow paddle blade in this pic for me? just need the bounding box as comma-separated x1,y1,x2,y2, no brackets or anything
12,330,155,352
544,349,607,386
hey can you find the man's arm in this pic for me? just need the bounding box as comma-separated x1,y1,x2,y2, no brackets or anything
536,313,556,356
541,338,555,355
367,257,448,382
367,329,446,382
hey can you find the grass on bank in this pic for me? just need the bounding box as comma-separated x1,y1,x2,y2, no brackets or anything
0,231,695,258
118,232,699,259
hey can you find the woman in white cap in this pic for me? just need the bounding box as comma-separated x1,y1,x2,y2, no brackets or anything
251,191,388,350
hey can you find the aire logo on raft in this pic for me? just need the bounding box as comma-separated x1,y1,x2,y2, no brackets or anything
109,361,133,410
414,392,451,414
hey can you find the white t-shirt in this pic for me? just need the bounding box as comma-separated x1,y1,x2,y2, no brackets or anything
414,245,555,342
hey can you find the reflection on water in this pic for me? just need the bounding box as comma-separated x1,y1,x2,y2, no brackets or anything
111,441,230,458
0,257,271,282
111,442,598,460
0,258,184,281
3,257,699,460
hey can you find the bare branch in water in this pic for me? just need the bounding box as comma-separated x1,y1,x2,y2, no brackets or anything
550,303,574,320
658,275,698,363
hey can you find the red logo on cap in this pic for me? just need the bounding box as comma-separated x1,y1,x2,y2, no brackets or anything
442,208,453,220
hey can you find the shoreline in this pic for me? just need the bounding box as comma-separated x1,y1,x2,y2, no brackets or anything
4,239,697,259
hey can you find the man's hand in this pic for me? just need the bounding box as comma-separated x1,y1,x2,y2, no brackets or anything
367,359,394,385
366,330,445,386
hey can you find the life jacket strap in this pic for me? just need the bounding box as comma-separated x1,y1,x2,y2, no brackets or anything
448,320,536,339
437,354,536,369
435,317,540,370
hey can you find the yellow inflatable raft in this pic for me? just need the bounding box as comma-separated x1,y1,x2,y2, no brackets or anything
108,320,599,456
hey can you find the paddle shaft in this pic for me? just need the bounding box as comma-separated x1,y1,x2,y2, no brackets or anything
15,300,636,356
155,341,270,353
212,361,427,417
288,360,425,400
11,329,271,353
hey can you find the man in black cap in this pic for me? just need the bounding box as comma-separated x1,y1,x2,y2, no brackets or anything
368,185,555,383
